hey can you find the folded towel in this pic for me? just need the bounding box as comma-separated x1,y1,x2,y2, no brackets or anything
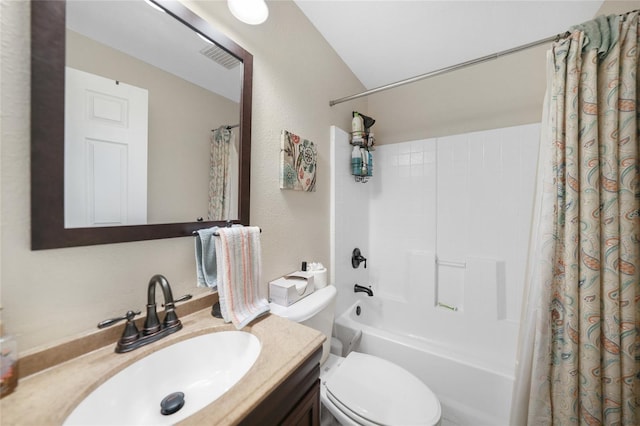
195,227,220,289
215,226,270,329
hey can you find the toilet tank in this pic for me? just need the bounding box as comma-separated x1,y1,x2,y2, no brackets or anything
269,286,336,364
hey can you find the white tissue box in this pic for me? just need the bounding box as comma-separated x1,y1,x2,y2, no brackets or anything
269,271,315,306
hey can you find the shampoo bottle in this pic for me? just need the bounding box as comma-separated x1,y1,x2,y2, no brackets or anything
351,112,364,140
351,145,362,176
360,147,368,176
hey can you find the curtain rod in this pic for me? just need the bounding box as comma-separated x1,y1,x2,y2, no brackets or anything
329,32,569,107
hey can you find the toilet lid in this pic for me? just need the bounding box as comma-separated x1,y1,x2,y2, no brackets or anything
324,352,441,426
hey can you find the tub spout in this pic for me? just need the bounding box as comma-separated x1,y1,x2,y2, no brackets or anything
354,284,373,297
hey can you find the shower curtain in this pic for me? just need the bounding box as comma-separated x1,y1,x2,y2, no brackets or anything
512,11,639,425
208,126,235,221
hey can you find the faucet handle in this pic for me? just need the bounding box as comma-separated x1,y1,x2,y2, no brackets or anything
174,294,193,303
352,248,367,269
98,310,141,348
162,294,192,328
163,294,193,307
97,310,141,329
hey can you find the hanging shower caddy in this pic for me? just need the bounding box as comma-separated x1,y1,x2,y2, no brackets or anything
350,112,375,183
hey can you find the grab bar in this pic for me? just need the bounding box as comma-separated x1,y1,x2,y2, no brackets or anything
437,302,458,312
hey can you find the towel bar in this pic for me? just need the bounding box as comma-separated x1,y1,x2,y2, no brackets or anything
212,228,262,236
192,226,262,236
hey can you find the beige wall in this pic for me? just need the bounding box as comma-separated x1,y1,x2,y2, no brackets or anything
66,30,239,224
0,0,365,352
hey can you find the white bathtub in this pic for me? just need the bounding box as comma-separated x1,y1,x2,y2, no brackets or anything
334,300,515,426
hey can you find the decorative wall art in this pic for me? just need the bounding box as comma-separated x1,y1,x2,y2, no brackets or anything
280,130,317,192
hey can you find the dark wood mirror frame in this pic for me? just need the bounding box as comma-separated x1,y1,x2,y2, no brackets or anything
31,0,253,250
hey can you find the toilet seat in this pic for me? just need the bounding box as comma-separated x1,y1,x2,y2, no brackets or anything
323,352,441,426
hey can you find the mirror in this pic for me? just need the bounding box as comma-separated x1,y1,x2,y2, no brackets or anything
31,0,253,249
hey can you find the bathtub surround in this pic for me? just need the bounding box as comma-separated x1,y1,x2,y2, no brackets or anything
515,11,640,425
331,123,540,423
330,127,370,312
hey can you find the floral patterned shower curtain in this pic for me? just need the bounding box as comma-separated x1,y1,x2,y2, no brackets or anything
208,126,232,221
512,11,639,425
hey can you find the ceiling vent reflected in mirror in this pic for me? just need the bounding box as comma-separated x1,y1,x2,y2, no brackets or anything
200,45,241,69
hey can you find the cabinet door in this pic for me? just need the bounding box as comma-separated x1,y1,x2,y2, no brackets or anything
281,379,320,426
239,347,321,426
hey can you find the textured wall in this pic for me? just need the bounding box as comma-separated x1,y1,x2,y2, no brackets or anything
0,0,365,352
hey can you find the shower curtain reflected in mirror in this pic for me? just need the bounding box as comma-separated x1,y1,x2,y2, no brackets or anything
208,126,238,221
512,10,639,425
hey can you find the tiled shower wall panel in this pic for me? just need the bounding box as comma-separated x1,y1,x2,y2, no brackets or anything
366,123,539,366
369,137,438,302
436,123,539,322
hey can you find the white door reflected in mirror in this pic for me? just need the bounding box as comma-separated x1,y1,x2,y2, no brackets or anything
65,67,148,228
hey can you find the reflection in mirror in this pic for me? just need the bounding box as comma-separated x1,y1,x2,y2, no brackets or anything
65,0,240,227
31,0,253,249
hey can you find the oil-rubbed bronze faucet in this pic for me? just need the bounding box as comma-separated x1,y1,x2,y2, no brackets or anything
98,274,192,353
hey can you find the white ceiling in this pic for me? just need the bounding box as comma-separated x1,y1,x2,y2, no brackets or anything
293,1,605,90
68,1,607,102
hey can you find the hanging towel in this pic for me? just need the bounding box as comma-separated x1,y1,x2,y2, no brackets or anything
215,226,270,329
195,226,220,289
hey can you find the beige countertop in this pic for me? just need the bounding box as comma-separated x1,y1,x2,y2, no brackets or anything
0,309,325,425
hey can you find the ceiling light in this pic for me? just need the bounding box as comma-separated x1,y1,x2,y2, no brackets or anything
227,0,269,25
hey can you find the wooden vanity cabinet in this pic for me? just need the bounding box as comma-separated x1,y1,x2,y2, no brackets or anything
239,347,322,426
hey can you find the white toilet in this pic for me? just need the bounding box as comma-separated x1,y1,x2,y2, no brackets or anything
270,285,442,426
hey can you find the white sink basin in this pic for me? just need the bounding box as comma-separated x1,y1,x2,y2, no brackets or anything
65,331,261,425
